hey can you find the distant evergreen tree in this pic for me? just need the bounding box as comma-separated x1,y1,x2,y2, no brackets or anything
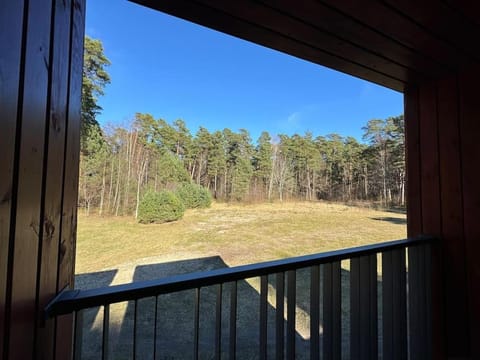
81,36,110,151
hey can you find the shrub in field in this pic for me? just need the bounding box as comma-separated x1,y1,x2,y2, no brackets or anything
175,183,212,209
138,190,185,224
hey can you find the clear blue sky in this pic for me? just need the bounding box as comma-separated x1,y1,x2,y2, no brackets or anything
86,0,403,142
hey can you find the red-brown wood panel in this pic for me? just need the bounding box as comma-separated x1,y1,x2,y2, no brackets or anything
418,82,444,359
321,0,472,70
132,0,405,91
35,0,72,358
56,1,86,358
260,0,448,79
194,0,421,83
0,1,25,358
418,84,441,235
445,0,480,28
384,0,480,62
404,86,422,236
458,65,480,359
7,0,53,358
436,75,469,356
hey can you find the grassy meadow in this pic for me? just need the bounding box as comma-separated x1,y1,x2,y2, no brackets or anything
75,201,406,359
75,201,406,274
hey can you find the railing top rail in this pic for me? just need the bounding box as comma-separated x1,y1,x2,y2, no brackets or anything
45,236,435,318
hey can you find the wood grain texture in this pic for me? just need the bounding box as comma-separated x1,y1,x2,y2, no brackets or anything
131,0,405,91
260,0,448,78
459,65,480,359
321,0,472,70
195,0,420,83
405,73,480,357
350,255,377,360
418,83,441,235
418,82,443,359
408,245,429,360
0,0,82,358
384,0,480,62
445,0,480,28
132,0,480,89
437,75,469,356
322,262,341,360
35,0,72,358
7,0,53,358
0,2,25,358
382,249,407,360
55,1,86,358
404,86,422,237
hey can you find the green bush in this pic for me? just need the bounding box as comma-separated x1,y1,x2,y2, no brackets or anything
138,190,185,224
175,183,212,209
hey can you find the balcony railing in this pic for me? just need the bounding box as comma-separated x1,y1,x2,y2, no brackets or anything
45,236,434,359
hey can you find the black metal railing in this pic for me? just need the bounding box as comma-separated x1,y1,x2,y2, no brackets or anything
46,236,434,359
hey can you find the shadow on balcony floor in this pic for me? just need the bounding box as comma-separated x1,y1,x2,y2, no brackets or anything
74,255,382,359
75,256,313,359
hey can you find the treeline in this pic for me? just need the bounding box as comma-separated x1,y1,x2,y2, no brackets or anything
79,113,405,216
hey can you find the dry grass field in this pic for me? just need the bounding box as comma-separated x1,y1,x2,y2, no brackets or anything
74,202,406,359
76,201,406,274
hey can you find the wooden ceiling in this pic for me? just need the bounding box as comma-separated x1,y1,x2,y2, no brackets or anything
130,0,480,92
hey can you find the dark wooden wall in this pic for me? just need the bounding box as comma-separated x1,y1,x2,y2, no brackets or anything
406,65,480,359
0,0,85,359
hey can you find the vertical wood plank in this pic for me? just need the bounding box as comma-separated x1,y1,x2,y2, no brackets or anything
0,1,25,357
57,0,85,292
458,65,480,359
350,255,377,360
382,249,407,360
437,75,469,357
7,0,53,358
323,262,341,360
404,86,422,237
418,82,442,360
408,245,428,360
56,1,86,358
418,80,441,232
35,0,72,358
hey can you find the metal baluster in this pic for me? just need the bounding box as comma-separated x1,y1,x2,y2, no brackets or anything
323,261,341,360
382,249,407,360
194,288,200,360
260,275,268,360
286,270,296,359
408,244,431,360
133,300,138,360
350,255,377,360
73,310,83,360
310,265,320,360
229,281,237,359
102,305,110,360
153,296,159,360
215,284,222,360
275,273,285,360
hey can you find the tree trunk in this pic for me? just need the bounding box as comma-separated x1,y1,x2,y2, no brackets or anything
99,159,107,216
114,155,121,216
107,160,114,214
135,159,147,219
